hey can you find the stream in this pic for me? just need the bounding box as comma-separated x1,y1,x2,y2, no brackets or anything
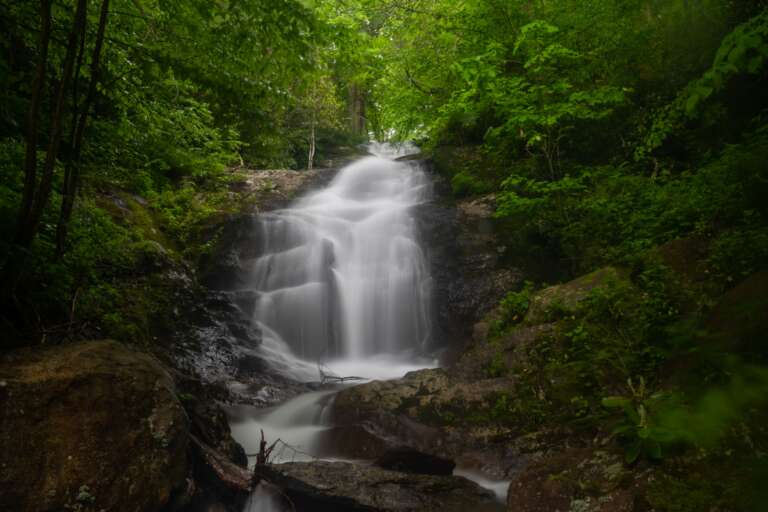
227,144,509,510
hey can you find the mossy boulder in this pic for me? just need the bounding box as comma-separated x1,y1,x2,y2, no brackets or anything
254,460,499,512
0,340,190,512
704,270,768,356
333,368,513,455
506,448,652,512
525,267,628,324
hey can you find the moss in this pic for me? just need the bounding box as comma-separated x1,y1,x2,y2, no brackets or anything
646,473,722,512
486,351,508,378
450,170,493,197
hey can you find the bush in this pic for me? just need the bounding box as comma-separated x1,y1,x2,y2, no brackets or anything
450,170,493,197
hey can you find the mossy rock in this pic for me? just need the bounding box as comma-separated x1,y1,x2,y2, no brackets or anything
704,270,768,356
525,267,629,324
506,447,651,512
0,340,189,512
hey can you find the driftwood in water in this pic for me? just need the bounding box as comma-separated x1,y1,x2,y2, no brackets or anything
317,363,364,385
255,429,279,465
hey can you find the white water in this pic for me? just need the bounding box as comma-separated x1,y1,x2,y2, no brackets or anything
243,482,285,512
249,144,432,369
233,144,505,510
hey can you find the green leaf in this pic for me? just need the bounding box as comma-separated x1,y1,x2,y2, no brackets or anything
648,440,662,460
625,440,642,464
602,396,631,408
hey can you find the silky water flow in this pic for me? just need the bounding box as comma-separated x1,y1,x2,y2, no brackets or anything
231,144,508,510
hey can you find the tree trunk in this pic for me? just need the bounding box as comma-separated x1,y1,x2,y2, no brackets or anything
15,0,52,245
16,0,88,250
57,0,111,257
348,83,366,137
307,119,316,170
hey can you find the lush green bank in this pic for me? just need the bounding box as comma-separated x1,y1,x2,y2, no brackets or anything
0,0,369,346
1,1,768,509
368,2,768,509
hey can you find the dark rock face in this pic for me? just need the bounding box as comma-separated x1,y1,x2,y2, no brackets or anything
0,340,190,512
200,168,340,292
181,170,344,408
374,448,455,476
414,166,522,351
705,270,768,355
254,461,501,512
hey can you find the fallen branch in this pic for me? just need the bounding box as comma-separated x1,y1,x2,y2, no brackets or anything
255,428,280,465
317,363,364,385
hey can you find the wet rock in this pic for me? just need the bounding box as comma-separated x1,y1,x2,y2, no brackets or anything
375,447,455,476
316,424,393,459
415,185,522,350
333,368,512,458
169,286,316,408
189,435,252,507
254,461,500,512
0,340,189,512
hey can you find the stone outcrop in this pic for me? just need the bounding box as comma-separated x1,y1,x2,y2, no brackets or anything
331,267,636,491
374,447,455,476
333,367,513,454
253,461,500,512
414,175,522,351
505,448,655,512
0,340,190,512
524,266,626,324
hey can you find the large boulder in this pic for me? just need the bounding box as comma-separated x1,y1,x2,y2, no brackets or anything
525,267,627,324
374,447,455,476
0,340,190,512
704,270,768,356
332,368,517,472
254,461,500,512
506,448,652,512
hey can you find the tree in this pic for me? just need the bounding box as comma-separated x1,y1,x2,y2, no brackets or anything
56,0,110,256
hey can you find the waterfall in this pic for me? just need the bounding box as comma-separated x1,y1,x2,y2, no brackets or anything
235,145,439,512
249,145,432,369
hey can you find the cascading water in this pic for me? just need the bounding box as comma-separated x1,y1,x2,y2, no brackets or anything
249,143,432,371
232,145,508,511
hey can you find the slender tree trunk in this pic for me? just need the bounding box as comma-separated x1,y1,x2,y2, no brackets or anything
16,0,88,250
57,6,88,256
57,0,110,256
307,119,316,170
348,83,366,137
15,0,52,245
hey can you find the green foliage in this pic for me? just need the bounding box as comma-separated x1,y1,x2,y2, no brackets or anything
450,170,492,197
489,281,534,337
602,377,681,463
637,9,768,161
0,0,369,343
500,281,534,324
494,125,768,273
709,227,768,288
659,363,768,447
486,351,507,378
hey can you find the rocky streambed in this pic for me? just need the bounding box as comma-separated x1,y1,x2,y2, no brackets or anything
2,153,627,512
0,154,523,512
